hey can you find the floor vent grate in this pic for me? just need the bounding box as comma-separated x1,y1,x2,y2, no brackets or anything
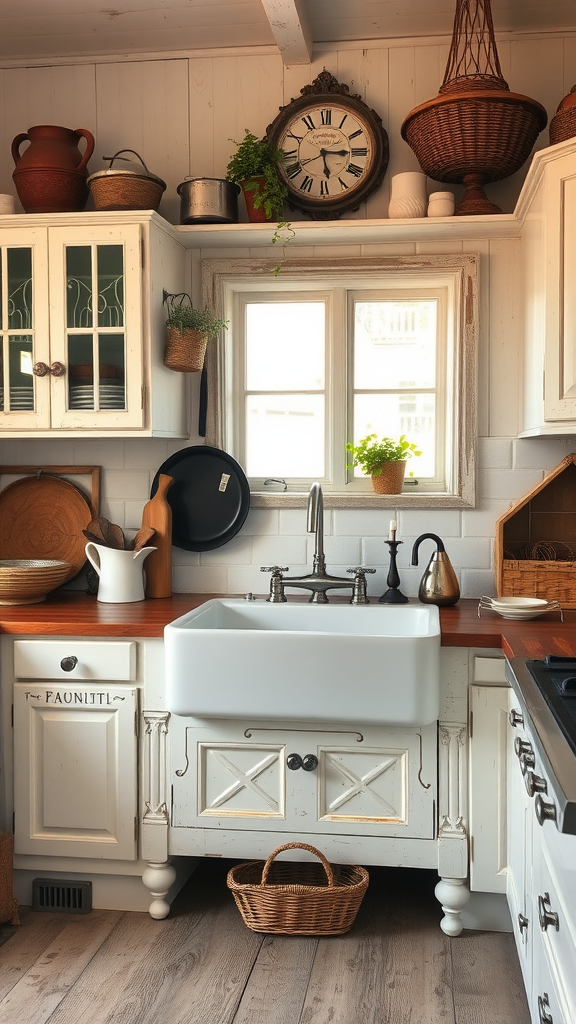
32,878,92,914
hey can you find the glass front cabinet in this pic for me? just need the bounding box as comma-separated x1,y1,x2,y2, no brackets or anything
0,214,188,437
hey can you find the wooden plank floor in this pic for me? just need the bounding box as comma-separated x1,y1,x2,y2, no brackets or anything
0,861,530,1024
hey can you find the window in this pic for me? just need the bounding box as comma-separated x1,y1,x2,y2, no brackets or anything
203,255,478,509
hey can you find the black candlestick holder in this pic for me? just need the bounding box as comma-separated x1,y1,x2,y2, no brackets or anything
379,540,409,604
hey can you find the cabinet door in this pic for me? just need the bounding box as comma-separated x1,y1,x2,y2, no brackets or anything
507,693,533,992
13,683,138,859
0,227,50,430
469,683,509,893
544,168,576,423
47,224,144,430
171,720,437,840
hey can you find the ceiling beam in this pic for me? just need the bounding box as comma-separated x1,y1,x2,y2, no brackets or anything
260,0,313,65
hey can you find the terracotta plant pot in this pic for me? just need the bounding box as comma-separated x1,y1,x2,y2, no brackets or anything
12,124,95,214
164,327,208,373
241,177,272,222
371,462,406,494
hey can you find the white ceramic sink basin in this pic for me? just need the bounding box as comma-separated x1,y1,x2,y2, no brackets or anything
165,599,440,726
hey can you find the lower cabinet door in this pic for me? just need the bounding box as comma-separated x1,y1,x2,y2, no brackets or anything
14,683,138,860
170,719,437,840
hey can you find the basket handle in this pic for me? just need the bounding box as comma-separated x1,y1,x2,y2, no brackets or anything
260,842,334,886
103,149,149,171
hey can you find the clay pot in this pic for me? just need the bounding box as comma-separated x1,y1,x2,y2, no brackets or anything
371,462,407,494
12,125,95,214
241,177,271,222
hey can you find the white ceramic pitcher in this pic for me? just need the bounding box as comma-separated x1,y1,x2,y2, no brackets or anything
85,542,157,603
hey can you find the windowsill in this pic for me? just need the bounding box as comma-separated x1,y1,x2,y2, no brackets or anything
250,491,474,509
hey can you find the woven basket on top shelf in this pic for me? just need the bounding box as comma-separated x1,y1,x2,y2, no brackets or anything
227,842,369,936
401,0,547,214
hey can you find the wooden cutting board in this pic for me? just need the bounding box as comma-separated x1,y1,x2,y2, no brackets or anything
0,475,92,579
140,474,173,598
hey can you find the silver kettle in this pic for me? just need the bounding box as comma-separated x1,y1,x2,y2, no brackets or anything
411,533,460,606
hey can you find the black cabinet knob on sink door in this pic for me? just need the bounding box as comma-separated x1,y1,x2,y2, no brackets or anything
60,656,78,672
286,753,319,771
287,753,303,770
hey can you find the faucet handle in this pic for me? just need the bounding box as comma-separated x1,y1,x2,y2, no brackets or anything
260,566,288,603
347,567,375,605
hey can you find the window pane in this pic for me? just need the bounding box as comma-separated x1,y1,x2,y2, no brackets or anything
246,302,325,390
246,394,325,477
7,249,33,330
354,393,436,477
354,300,437,389
8,335,34,410
66,246,92,328
97,245,124,328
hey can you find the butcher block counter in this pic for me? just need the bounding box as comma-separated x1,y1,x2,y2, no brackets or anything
0,592,574,658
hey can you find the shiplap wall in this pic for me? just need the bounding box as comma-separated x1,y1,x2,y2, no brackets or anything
1,32,576,596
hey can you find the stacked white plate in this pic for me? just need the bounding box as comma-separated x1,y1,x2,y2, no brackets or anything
478,595,563,620
69,380,125,410
8,386,34,410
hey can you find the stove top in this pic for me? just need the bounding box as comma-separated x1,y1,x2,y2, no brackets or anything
525,656,576,756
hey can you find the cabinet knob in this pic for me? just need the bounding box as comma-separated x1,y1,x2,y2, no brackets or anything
519,750,536,775
537,993,554,1024
525,771,547,798
517,912,529,935
514,736,532,757
535,794,557,827
50,361,66,377
60,656,78,672
302,753,319,772
33,361,49,377
538,893,559,932
286,753,303,770
509,708,524,728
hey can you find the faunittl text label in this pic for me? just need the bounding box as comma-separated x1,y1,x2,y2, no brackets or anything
24,691,126,704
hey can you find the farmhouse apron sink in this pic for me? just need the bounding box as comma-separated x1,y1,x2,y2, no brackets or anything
165,599,440,725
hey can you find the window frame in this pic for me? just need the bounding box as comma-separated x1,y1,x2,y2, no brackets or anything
202,254,478,510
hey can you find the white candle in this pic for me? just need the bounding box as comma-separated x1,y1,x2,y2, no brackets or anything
389,520,397,540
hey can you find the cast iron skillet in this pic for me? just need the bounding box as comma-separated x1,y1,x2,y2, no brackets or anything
150,445,250,551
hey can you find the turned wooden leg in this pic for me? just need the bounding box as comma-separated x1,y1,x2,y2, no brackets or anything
435,876,470,936
142,860,177,920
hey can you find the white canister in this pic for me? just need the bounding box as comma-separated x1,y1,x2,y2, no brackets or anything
0,194,16,215
427,191,455,217
388,172,427,219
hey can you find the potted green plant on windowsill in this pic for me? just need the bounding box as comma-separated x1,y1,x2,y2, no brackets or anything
164,304,228,373
345,434,422,494
226,129,288,222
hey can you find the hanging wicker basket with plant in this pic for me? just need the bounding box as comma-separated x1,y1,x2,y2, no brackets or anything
164,294,228,373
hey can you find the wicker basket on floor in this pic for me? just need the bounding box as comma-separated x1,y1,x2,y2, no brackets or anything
227,842,369,936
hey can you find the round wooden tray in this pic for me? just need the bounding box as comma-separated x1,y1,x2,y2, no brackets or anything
0,475,92,579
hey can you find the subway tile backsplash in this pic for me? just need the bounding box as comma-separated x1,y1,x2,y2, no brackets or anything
1,435,574,599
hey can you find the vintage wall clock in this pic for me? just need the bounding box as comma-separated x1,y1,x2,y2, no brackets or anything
266,70,389,220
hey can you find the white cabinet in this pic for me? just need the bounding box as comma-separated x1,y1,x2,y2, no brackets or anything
519,139,576,435
13,682,138,860
12,638,139,860
170,717,438,856
506,693,533,995
0,212,188,437
507,690,576,1024
467,657,509,894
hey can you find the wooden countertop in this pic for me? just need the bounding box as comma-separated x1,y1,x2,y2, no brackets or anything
0,592,575,658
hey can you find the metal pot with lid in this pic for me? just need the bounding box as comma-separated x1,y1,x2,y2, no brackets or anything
177,177,239,224
87,149,166,211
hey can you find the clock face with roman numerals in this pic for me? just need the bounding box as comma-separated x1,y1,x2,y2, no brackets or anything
266,75,389,219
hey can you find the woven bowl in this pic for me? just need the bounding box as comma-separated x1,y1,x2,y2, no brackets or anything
0,559,73,605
